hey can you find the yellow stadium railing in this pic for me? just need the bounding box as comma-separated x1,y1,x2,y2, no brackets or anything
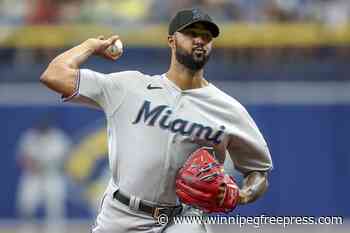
0,23,350,48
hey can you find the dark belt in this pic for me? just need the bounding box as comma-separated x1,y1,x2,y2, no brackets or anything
113,190,182,219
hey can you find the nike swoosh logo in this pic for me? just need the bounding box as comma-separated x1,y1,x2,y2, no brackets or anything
147,84,163,90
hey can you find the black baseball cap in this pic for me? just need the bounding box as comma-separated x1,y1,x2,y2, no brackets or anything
169,8,220,38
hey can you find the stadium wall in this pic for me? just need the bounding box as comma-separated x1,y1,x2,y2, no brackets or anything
0,86,349,219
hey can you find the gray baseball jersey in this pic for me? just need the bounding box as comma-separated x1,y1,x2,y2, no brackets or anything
67,69,272,233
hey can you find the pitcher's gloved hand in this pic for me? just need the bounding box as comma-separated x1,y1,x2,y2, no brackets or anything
176,148,239,213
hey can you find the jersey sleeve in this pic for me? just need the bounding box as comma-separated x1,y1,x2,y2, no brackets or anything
65,69,140,116
227,103,273,174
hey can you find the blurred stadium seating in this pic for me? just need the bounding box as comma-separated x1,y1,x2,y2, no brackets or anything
0,0,349,232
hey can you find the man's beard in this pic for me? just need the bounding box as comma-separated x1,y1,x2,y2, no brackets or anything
175,41,211,71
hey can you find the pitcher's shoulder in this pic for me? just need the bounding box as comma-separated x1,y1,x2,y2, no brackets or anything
210,85,247,112
108,70,144,79
108,71,161,81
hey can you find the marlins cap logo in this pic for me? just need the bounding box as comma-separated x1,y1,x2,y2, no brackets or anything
192,9,203,20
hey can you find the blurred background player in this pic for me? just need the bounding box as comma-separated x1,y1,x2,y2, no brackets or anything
16,117,71,233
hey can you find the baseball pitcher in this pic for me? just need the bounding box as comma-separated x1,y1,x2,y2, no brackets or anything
40,8,273,233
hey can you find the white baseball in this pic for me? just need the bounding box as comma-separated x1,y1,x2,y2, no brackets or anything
107,39,123,58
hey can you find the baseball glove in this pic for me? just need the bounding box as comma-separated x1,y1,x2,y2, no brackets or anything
176,148,239,213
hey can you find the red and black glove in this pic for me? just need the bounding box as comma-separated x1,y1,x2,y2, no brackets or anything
176,148,239,213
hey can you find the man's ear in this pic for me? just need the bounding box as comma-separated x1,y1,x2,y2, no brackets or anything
168,35,175,49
